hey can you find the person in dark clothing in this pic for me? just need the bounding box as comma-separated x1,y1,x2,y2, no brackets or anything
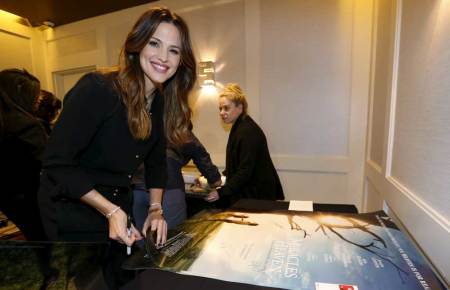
163,131,221,227
37,7,197,289
205,83,284,207
133,129,221,232
35,90,62,135
0,68,47,241
0,69,60,290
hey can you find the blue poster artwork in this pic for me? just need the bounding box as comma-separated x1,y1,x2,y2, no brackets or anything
124,210,447,290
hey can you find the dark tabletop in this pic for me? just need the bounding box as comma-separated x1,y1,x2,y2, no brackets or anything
0,199,357,290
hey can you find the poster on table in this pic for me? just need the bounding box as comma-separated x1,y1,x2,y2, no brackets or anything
124,209,446,290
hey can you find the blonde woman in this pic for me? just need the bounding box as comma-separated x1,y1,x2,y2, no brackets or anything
205,83,284,207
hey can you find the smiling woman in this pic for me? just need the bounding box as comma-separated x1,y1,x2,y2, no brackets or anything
37,7,196,289
139,22,181,86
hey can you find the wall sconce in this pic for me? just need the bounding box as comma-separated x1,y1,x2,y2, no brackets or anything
198,61,215,87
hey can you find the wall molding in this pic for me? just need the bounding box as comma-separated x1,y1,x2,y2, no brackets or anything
52,65,97,99
347,0,374,210
210,153,350,174
272,154,349,173
366,161,450,282
367,159,382,174
368,161,449,231
365,0,379,169
244,0,261,122
386,175,450,231
0,28,31,39
174,0,240,13
385,0,402,177
0,17,32,38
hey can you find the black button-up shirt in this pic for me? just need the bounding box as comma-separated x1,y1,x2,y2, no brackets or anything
42,72,167,199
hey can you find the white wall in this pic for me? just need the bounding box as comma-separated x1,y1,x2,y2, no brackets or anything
180,0,247,158
258,0,372,207
0,12,48,89
366,0,450,283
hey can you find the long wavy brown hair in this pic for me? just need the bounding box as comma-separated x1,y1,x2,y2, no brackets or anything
116,7,196,144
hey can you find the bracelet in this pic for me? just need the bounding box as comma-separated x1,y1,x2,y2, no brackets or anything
148,207,163,215
105,206,120,219
150,202,161,208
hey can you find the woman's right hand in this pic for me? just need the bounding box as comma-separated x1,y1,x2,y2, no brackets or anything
79,189,142,245
107,208,142,246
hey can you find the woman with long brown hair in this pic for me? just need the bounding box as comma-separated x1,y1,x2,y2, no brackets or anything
38,7,196,288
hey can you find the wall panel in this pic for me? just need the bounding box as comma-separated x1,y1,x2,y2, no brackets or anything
391,0,450,219
0,31,33,72
260,0,353,156
366,0,450,282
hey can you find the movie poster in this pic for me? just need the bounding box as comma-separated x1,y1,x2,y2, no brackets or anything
125,210,446,290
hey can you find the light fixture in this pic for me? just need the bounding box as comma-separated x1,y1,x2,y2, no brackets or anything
37,20,55,30
198,61,215,87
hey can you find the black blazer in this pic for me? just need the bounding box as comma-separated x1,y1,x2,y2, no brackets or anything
0,90,47,240
38,72,167,239
218,115,284,207
166,131,221,190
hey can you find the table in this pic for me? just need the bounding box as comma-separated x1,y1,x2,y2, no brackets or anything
13,200,436,290
0,241,109,290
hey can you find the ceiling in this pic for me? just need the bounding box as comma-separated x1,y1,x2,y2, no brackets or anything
0,0,158,27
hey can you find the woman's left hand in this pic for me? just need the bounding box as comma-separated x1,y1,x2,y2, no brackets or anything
142,211,167,246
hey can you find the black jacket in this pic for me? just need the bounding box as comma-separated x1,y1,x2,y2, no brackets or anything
38,72,167,238
166,131,221,190
0,90,47,240
218,115,284,206
0,105,46,196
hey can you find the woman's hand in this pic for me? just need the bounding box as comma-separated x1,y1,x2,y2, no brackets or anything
142,210,167,246
204,190,219,202
143,188,166,245
107,208,142,246
80,189,142,245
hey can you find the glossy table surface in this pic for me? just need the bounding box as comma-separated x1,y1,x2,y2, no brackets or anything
123,199,359,290
0,199,358,290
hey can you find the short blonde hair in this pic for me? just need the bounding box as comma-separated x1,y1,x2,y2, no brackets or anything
219,83,248,115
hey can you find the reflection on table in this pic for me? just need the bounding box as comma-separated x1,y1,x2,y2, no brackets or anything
0,241,109,290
